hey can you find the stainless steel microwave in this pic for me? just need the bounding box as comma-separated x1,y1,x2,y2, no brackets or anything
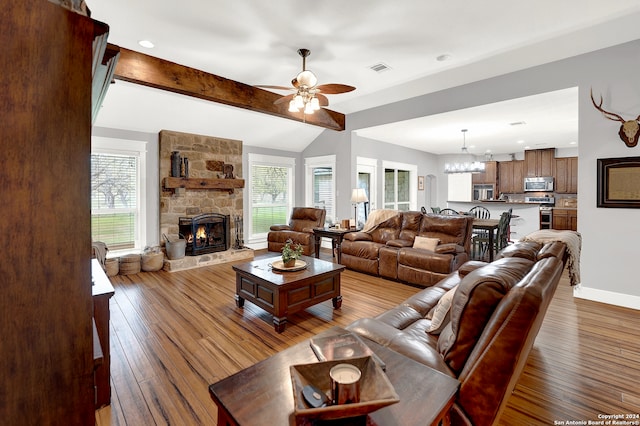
524,176,554,192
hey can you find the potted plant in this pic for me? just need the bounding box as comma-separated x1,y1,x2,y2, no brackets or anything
281,238,303,267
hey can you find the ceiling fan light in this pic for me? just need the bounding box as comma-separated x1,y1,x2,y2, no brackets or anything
296,70,318,88
304,102,315,114
288,100,299,112
310,97,321,110
294,94,304,109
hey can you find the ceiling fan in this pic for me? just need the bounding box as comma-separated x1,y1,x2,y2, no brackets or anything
256,48,355,114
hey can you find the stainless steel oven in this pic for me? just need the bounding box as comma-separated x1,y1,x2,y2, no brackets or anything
539,207,553,230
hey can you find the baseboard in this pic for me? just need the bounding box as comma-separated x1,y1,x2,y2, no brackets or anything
573,285,640,311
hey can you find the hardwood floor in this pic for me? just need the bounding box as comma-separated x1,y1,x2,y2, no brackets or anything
96,250,640,425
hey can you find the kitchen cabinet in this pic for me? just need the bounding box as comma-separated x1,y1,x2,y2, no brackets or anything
554,157,578,193
525,148,555,177
552,208,577,231
472,161,497,185
497,160,524,194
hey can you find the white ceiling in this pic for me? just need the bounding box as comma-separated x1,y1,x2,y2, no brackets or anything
90,1,640,154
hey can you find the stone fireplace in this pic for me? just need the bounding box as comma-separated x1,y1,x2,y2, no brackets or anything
159,130,253,271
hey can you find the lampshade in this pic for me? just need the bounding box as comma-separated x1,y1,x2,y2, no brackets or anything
350,188,368,203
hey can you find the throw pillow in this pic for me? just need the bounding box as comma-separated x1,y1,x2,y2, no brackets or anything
426,286,457,334
413,236,440,251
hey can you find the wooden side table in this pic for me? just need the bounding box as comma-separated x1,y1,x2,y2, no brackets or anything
209,326,460,426
92,259,115,408
313,227,354,264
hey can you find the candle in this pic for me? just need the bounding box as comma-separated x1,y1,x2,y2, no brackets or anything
330,364,361,383
330,363,361,404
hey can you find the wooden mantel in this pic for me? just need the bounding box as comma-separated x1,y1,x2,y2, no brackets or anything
163,177,245,194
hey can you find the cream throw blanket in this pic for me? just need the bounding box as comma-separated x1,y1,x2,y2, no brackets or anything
521,230,582,286
361,209,401,233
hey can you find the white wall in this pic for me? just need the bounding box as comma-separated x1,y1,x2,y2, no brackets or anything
309,38,640,310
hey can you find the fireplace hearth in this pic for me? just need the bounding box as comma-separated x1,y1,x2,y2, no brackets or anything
179,213,230,256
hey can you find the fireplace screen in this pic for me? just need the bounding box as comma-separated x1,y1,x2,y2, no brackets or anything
178,213,230,256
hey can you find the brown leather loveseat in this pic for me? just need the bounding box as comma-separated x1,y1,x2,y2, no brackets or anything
340,211,474,287
267,207,326,256
346,240,567,426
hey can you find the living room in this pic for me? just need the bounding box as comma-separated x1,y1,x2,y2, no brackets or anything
4,2,640,425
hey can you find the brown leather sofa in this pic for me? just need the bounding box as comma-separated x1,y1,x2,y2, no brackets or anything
346,240,567,426
267,207,326,256
340,212,474,287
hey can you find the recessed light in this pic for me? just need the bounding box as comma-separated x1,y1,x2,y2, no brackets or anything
485,149,492,153
516,140,525,144
138,40,155,49
524,146,531,150
569,141,577,145
436,54,451,62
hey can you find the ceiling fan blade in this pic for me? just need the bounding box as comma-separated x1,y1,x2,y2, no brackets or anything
316,84,356,94
255,85,295,91
316,93,330,107
273,93,295,105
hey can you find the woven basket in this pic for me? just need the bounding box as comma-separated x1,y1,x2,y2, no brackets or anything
119,254,141,275
105,258,119,277
141,252,164,272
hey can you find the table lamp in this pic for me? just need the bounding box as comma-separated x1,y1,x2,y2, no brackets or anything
351,188,369,228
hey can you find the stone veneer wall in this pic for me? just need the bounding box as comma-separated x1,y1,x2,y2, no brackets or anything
159,129,244,240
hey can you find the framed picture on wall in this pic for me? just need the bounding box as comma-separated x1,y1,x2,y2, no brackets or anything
597,156,640,208
418,175,425,191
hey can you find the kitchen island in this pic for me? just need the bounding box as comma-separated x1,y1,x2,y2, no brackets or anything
446,201,542,241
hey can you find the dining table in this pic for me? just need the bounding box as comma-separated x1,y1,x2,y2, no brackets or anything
472,218,501,262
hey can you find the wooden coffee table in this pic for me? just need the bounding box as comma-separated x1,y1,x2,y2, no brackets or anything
233,255,345,332
209,326,460,426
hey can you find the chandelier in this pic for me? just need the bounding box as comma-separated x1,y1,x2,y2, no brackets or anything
444,129,486,174
287,70,321,114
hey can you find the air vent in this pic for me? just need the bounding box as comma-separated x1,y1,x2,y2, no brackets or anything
509,121,526,126
369,62,391,73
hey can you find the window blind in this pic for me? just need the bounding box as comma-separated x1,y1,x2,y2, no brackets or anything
91,153,138,250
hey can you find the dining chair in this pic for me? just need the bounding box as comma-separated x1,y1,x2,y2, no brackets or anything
468,205,490,219
473,210,512,260
420,206,427,214
431,207,441,214
439,208,458,215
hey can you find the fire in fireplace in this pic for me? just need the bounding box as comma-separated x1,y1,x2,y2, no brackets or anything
178,213,230,256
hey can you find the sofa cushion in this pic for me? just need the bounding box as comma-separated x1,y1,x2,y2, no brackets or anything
398,248,455,274
398,211,423,241
437,257,534,374
413,236,440,251
496,241,543,261
426,286,457,334
419,214,471,246
288,207,326,232
369,214,402,243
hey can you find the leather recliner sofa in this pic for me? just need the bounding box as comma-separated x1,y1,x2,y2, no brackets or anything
267,207,326,256
340,212,474,287
346,240,567,426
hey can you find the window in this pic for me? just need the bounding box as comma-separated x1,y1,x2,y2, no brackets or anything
383,161,417,211
248,153,295,243
91,138,147,252
305,155,336,225
356,157,377,225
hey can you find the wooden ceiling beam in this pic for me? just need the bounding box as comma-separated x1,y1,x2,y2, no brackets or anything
112,46,345,131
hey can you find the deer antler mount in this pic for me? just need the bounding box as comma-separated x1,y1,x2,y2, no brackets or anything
590,89,640,148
